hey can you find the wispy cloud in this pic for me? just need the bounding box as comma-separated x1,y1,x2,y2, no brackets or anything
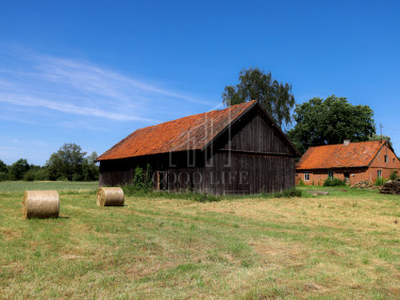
0,46,214,129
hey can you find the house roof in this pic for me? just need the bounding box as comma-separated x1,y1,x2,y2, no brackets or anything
296,140,389,170
97,101,256,161
97,100,298,161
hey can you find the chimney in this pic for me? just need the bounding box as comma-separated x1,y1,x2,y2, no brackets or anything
344,139,350,146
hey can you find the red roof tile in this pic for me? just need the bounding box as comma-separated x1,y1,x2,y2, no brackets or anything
296,140,386,170
97,101,256,161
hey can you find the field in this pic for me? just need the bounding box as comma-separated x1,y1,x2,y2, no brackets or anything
1,182,400,298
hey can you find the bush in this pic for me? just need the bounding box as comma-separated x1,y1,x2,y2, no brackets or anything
323,177,346,186
375,177,384,186
273,187,302,198
390,171,398,181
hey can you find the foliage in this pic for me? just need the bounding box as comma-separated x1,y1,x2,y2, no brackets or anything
46,143,86,181
368,134,393,146
0,172,9,181
10,159,30,180
323,177,346,187
272,187,303,198
45,144,98,181
389,171,398,181
375,177,384,186
287,95,376,154
82,152,99,181
132,166,145,190
222,68,295,127
0,159,8,173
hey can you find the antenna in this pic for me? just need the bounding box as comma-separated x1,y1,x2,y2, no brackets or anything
380,123,383,142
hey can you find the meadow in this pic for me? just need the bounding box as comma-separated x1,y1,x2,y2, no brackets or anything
1,182,400,298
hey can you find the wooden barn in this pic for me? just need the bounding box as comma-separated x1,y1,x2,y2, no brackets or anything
296,140,400,186
96,100,299,195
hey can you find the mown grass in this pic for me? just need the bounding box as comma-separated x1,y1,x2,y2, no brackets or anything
1,183,400,298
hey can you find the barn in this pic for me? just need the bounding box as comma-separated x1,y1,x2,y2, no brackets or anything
296,140,400,186
96,100,299,195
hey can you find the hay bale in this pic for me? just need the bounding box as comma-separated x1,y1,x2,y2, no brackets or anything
22,190,60,219
97,187,124,206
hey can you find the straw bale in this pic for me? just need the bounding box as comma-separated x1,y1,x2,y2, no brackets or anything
97,187,124,206
22,190,60,219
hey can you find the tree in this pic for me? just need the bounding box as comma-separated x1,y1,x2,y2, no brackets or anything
10,159,30,180
222,68,295,127
82,151,99,181
0,159,7,173
368,134,392,146
46,143,86,181
287,95,376,154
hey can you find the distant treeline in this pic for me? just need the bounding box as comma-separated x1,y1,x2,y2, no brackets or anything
0,143,99,182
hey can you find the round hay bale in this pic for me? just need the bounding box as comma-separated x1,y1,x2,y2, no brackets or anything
22,190,60,219
97,187,124,206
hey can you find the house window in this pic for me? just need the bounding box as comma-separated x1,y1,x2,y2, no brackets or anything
304,172,310,181
384,155,388,163
377,170,382,179
328,171,334,179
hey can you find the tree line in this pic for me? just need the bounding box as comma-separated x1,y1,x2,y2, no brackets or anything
0,143,99,182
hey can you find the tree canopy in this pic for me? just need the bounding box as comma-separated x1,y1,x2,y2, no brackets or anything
10,159,30,180
46,143,87,181
222,68,295,127
287,95,376,154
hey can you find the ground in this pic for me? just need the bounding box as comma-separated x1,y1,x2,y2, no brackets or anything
1,182,400,298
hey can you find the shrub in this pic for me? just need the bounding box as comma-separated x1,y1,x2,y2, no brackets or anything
323,177,346,186
132,166,144,191
273,187,302,198
390,171,398,181
375,177,384,186
298,179,305,186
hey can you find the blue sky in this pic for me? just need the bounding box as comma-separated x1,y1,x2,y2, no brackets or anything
0,0,399,165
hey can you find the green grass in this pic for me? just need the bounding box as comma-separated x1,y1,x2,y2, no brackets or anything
1,182,400,298
0,181,98,195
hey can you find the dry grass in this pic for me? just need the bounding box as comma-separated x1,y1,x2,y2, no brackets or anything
1,185,400,298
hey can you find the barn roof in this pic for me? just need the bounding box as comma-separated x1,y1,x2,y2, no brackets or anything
97,100,298,161
296,140,390,170
97,101,255,161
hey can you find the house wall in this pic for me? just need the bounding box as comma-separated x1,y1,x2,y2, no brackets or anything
296,143,400,185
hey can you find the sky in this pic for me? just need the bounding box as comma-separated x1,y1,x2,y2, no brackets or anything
0,0,399,166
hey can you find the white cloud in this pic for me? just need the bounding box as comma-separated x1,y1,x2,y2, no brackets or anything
0,47,214,129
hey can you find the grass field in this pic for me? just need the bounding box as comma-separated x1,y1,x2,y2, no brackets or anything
1,182,400,298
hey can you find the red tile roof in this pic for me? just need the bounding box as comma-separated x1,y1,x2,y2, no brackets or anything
296,140,386,170
97,101,257,161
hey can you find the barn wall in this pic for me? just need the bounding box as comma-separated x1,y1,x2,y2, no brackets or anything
99,104,298,194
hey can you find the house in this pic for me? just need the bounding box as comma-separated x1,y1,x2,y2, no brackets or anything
96,100,299,195
296,140,400,185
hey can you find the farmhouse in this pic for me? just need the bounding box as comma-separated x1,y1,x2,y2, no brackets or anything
97,100,299,195
296,140,400,186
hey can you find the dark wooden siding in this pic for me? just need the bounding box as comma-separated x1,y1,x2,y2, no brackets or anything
99,104,297,194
